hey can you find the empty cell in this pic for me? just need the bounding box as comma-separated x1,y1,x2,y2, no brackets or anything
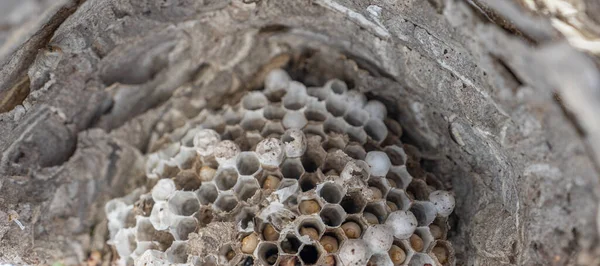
280,234,302,254
214,168,239,191
196,183,218,205
317,182,344,204
302,150,325,173
325,95,348,117
340,191,367,214
325,79,348,95
236,152,261,176
281,158,305,180
319,204,346,227
364,201,389,224
344,108,369,127
172,216,198,240
214,193,238,212
344,143,367,160
321,133,347,151
240,110,267,131
234,177,260,201
299,244,321,265
409,201,437,226
257,242,279,265
135,217,157,242
299,173,321,192
364,119,388,143
242,92,269,110
168,191,200,216
283,110,308,129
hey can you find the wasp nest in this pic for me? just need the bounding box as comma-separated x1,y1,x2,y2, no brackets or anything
105,69,456,266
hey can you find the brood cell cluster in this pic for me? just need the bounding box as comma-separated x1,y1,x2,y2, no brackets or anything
105,69,456,266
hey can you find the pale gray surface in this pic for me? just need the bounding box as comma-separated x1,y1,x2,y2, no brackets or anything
0,0,599,265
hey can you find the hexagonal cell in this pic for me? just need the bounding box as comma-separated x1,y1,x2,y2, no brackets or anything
407,253,435,266
323,116,347,134
406,179,430,201
346,126,368,144
320,228,346,253
387,166,413,190
263,104,287,120
214,168,239,191
326,79,348,94
344,143,367,160
213,140,240,167
338,239,371,265
387,189,411,212
364,119,388,143
344,108,369,127
368,176,390,200
299,172,321,192
319,204,346,227
302,147,326,174
240,110,267,131
196,183,218,205
303,123,327,139
283,110,309,129
194,206,214,227
413,227,435,253
278,255,302,266
341,215,367,239
321,133,347,152
320,254,339,266
281,158,305,180
234,177,260,201
429,217,448,240
260,172,283,190
135,217,157,242
384,145,407,166
149,201,175,231
299,244,321,265
222,124,244,141
367,253,393,266
282,129,307,158
166,241,188,263
264,69,290,101
364,201,389,224
260,223,280,241
431,240,455,266
219,244,236,263
317,182,344,204
304,101,328,122
213,192,238,212
296,217,326,241
409,201,437,227
236,152,261,176
340,191,367,214
281,233,302,254
389,239,412,266
283,83,308,110
168,191,200,216
261,120,285,137
152,178,177,202
171,216,198,240
173,169,202,191
242,92,269,111
257,242,279,265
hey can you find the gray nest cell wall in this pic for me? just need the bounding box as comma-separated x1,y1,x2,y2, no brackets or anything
0,0,599,265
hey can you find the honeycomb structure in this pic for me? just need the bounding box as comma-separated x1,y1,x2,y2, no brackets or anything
105,69,456,266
